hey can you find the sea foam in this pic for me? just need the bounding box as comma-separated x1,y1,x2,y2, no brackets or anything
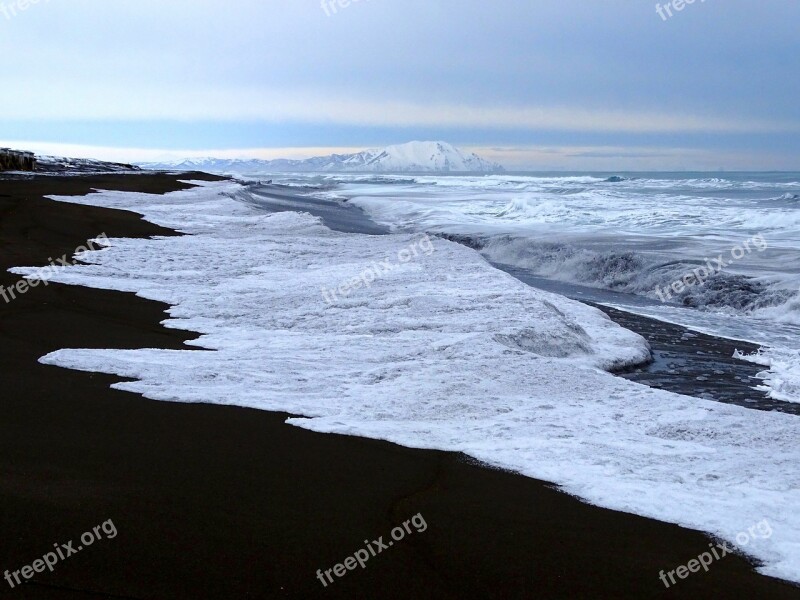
13,181,800,585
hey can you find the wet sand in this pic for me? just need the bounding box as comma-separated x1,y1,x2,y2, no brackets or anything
0,173,798,599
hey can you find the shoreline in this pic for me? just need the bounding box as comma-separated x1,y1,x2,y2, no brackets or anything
254,183,779,412
1,173,798,598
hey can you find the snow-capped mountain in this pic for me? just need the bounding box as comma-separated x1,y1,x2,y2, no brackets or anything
140,142,504,174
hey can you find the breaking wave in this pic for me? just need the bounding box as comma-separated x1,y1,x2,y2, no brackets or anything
469,234,800,316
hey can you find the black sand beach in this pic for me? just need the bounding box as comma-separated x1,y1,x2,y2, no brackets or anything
1,173,799,599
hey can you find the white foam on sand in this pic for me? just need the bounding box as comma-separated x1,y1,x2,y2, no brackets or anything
735,348,800,405
13,181,800,584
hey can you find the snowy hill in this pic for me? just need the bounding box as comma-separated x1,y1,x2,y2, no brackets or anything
141,142,504,174
37,155,141,173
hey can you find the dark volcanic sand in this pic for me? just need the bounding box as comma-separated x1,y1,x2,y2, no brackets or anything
592,304,800,414
0,174,798,599
246,184,390,235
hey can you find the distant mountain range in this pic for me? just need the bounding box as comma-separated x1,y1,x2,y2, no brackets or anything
140,141,505,174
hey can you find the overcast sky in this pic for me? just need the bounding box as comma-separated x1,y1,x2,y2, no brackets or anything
1,0,798,169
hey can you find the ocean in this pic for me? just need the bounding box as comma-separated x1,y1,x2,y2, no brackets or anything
253,171,800,406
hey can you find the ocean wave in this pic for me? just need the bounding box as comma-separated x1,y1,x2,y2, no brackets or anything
313,174,418,185
735,348,800,404
608,177,800,191
773,193,800,202
412,175,608,189
476,235,800,316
